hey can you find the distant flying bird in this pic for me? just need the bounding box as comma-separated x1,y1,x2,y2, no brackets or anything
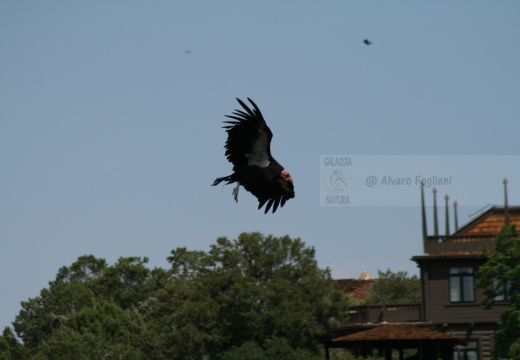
212,98,295,214
363,39,372,45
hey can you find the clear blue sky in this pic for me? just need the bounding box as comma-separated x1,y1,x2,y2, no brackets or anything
1,2,519,331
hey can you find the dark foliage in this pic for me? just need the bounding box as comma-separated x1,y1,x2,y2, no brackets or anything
0,233,350,359
477,226,520,359
367,269,421,305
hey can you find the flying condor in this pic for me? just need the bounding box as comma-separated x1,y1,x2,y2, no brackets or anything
212,98,295,214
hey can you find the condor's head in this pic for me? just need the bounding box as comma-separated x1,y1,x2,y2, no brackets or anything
281,169,295,198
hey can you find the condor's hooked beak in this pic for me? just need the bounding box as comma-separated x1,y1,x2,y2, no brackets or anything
281,170,293,183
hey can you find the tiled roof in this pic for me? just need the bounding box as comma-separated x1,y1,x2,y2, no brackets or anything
336,279,375,301
417,206,520,257
455,206,520,235
333,324,456,342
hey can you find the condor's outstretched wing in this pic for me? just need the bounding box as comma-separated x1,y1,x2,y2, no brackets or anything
222,98,273,171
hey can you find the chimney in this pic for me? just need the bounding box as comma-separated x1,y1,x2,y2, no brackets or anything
504,178,510,227
444,194,450,236
421,180,428,242
433,188,439,237
453,201,459,232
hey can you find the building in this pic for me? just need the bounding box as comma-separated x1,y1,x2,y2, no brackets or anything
323,180,517,360
411,181,518,359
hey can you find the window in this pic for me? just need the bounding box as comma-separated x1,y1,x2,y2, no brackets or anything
449,267,475,302
493,278,512,301
454,342,478,360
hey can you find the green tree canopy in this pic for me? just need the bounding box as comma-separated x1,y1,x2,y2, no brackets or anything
367,269,421,304
0,327,22,360
477,226,520,359
218,338,323,360
1,233,350,359
148,232,350,358
5,255,155,359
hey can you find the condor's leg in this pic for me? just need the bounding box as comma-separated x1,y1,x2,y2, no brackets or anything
232,181,240,202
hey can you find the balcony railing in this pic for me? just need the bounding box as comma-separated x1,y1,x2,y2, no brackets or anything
347,303,421,325
423,234,497,256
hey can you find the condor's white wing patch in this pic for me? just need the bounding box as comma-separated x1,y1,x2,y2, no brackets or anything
245,127,271,168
